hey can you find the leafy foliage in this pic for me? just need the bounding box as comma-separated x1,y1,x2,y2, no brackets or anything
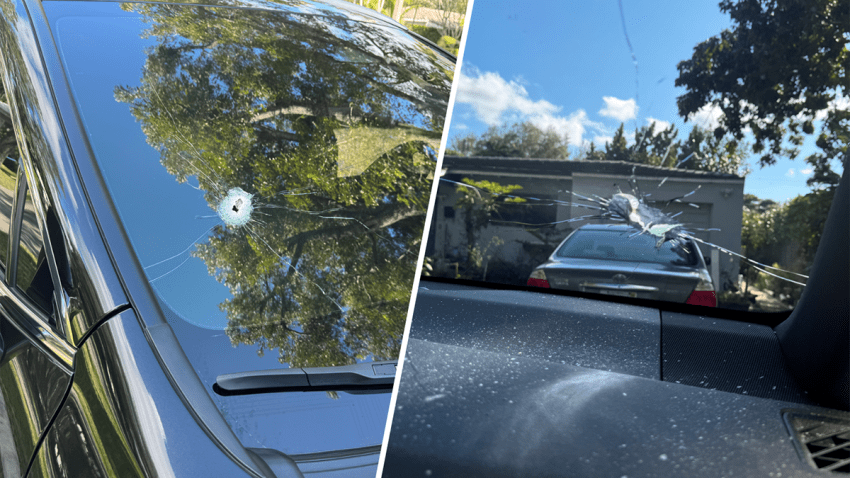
676,126,751,175
409,25,443,44
581,122,750,176
676,0,848,177
116,3,451,367
449,121,570,159
740,186,836,306
453,178,523,278
676,0,847,305
0,82,17,162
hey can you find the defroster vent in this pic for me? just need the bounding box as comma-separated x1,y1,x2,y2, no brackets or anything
784,409,850,473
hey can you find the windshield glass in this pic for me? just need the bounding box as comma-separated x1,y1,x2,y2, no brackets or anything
556,228,697,267
427,0,845,313
46,0,452,461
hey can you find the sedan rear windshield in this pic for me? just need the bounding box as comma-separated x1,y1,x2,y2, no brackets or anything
556,229,698,267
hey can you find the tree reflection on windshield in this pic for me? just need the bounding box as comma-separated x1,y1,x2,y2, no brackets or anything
114,3,450,368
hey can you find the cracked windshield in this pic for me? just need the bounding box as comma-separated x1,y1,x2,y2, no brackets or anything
44,0,456,462
430,0,847,313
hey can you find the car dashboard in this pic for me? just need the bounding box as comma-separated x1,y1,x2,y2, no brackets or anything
383,279,845,477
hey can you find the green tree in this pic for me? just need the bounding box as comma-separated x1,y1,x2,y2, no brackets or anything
116,3,451,367
447,132,477,156
0,82,16,162
676,0,848,180
603,124,630,162
584,122,749,175
583,142,605,161
677,0,846,305
740,187,832,305
676,126,750,175
450,121,570,159
631,122,679,166
454,178,523,278
741,194,782,291
743,193,777,214
415,0,468,39
783,188,835,264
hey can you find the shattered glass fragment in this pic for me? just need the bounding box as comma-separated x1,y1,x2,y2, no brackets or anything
217,187,254,227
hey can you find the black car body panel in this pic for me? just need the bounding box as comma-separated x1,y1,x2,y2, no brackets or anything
0,316,72,476
0,0,129,343
30,309,278,477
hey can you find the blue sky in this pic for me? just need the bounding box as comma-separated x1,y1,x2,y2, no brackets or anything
449,0,840,202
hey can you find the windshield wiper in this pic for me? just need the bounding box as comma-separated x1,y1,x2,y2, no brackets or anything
213,361,396,396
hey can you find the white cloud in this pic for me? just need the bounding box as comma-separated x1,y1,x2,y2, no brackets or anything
529,110,604,147
456,67,559,125
646,117,672,131
593,135,613,145
785,168,795,177
455,67,604,145
599,96,638,122
814,94,850,121
830,95,850,111
454,123,468,130
688,103,723,131
801,168,813,175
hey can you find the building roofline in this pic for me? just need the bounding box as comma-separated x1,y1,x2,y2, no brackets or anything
442,155,745,181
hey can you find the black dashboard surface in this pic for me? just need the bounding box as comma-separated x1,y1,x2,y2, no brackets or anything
412,282,660,379
383,282,839,477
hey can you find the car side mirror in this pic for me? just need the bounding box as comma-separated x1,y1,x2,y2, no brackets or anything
703,255,711,266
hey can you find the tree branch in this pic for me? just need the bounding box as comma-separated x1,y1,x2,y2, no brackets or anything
281,203,423,246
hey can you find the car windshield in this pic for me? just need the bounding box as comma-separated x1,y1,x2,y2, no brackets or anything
45,0,451,462
556,228,697,267
426,0,844,313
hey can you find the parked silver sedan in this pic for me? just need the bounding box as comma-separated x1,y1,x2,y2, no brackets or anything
528,224,716,306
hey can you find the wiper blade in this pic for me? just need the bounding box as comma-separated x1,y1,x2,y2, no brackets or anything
213,361,396,396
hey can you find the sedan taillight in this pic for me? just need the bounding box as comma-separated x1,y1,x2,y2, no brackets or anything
527,269,550,288
686,273,716,307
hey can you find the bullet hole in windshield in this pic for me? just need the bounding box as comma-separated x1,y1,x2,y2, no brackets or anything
217,187,254,227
